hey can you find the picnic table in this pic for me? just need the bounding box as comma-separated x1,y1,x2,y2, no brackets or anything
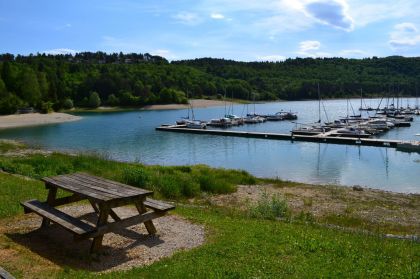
21,172,175,253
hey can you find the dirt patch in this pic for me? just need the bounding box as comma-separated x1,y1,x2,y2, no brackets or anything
209,184,420,234
0,205,204,274
0,113,81,129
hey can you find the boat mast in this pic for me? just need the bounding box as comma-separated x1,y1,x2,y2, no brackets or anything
224,88,227,116
360,88,363,110
186,90,190,119
317,83,321,123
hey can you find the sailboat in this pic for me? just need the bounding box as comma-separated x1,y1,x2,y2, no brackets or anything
244,92,265,123
176,91,206,129
291,83,330,135
359,88,374,111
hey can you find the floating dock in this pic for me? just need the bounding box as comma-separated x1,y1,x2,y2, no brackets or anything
155,125,415,149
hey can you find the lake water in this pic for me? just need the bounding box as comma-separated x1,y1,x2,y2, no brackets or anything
1,98,419,193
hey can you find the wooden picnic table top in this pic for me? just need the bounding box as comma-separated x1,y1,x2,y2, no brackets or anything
42,172,153,203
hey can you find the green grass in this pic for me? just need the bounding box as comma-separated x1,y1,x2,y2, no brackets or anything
0,140,26,153
0,172,48,218
55,206,419,278
0,152,256,199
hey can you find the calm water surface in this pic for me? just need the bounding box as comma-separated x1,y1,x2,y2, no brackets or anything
1,98,419,193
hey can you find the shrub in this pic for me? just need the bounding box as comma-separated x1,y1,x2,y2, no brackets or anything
249,192,290,220
88,91,101,108
62,98,74,109
152,171,200,199
107,94,120,106
39,101,54,113
0,94,24,115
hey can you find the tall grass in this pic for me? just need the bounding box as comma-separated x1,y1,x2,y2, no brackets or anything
248,192,291,220
0,152,256,199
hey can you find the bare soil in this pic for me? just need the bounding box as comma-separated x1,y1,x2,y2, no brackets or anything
0,113,81,129
208,184,420,235
140,99,236,110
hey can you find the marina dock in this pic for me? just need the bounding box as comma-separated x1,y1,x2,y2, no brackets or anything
156,125,414,149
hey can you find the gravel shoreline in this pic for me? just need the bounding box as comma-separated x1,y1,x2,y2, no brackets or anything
0,113,82,129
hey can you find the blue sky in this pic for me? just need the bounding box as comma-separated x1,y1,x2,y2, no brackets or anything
1,0,420,61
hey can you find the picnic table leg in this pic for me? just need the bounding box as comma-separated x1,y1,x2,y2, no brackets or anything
90,204,110,254
89,200,121,221
135,201,157,235
41,186,57,228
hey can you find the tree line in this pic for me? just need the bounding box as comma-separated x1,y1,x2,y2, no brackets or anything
0,52,419,115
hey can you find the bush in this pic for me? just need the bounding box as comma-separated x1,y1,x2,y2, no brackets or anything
88,92,101,108
122,166,150,188
155,172,200,198
248,192,290,220
62,98,74,109
0,94,24,115
107,94,120,106
39,101,54,113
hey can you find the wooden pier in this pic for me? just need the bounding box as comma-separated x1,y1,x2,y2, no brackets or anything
155,125,412,148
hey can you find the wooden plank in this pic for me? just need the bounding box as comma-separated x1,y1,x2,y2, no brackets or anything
85,211,163,239
54,176,117,199
0,267,15,279
57,175,121,198
42,177,112,202
21,200,95,236
144,198,175,212
73,173,152,195
65,174,148,201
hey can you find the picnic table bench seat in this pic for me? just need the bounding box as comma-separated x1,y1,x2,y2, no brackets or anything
21,199,95,236
144,198,175,212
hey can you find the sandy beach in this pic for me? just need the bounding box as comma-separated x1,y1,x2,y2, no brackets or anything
141,99,236,110
0,113,82,129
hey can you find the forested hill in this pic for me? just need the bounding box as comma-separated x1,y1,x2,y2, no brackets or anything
173,56,420,100
0,52,419,115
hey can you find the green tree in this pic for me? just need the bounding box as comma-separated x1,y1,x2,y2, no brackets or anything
88,91,101,108
62,98,74,109
19,67,41,106
0,77,7,98
0,94,23,115
107,94,120,106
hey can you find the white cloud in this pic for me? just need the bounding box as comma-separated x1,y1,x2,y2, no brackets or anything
256,55,286,61
389,22,420,49
348,0,418,27
173,11,202,25
297,40,331,57
44,48,78,55
210,13,225,19
299,40,321,51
